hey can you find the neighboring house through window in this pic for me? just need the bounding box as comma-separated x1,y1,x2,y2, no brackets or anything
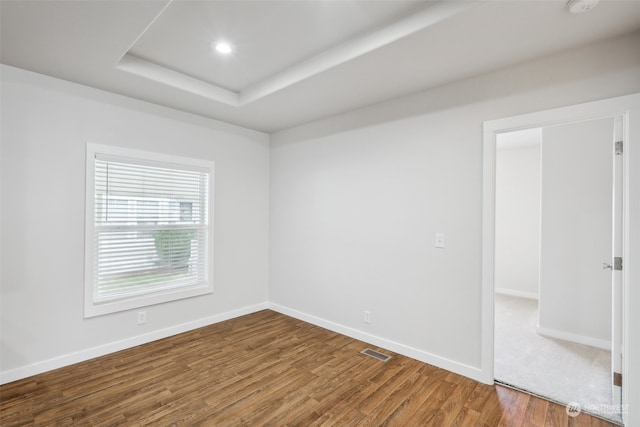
84,143,214,317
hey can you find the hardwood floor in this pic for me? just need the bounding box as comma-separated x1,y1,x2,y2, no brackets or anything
0,310,618,426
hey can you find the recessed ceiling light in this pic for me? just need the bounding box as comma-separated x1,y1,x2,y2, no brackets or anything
566,0,599,14
213,42,233,54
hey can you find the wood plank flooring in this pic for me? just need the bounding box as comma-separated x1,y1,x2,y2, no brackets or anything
0,310,618,426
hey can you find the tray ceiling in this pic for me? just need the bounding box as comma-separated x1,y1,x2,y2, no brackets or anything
2,0,640,132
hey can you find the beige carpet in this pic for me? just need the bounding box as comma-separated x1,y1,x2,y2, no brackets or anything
494,294,621,423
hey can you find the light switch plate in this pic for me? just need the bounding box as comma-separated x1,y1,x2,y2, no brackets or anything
435,233,445,248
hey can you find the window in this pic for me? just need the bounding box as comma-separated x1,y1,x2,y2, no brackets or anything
85,143,214,317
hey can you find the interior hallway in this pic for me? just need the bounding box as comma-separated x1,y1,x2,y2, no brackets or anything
494,294,619,423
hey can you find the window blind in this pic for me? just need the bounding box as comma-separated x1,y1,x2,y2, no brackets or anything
93,154,209,303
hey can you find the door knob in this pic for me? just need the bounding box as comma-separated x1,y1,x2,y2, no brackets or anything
603,258,623,270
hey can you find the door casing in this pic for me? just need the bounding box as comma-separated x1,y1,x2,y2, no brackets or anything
481,93,640,425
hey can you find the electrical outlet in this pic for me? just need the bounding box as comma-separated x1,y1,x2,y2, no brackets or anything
137,311,147,325
364,310,371,324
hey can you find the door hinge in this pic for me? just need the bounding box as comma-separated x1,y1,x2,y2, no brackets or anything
614,371,622,387
614,257,622,271
615,140,623,155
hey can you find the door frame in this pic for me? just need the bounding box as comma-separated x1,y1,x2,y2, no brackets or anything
481,93,640,425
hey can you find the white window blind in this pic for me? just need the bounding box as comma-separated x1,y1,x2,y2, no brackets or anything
85,144,214,316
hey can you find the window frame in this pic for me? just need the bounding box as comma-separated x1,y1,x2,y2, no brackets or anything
84,143,215,318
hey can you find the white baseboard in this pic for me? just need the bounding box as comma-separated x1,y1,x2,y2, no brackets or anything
495,288,538,300
536,325,610,350
268,302,485,384
2,302,488,386
0,302,269,385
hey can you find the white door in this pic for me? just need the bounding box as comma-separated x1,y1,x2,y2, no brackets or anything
538,115,623,415
538,118,614,349
610,115,624,406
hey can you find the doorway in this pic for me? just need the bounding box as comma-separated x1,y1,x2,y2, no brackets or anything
480,94,640,425
493,120,620,422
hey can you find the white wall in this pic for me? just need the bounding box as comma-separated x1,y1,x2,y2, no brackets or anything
538,118,614,348
495,139,540,299
270,32,640,381
626,101,640,427
0,65,270,381
2,28,640,421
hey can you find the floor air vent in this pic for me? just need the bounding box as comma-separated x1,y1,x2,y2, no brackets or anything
361,348,392,362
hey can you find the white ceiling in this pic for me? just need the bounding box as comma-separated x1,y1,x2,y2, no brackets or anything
2,0,640,133
129,1,426,93
497,128,541,151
